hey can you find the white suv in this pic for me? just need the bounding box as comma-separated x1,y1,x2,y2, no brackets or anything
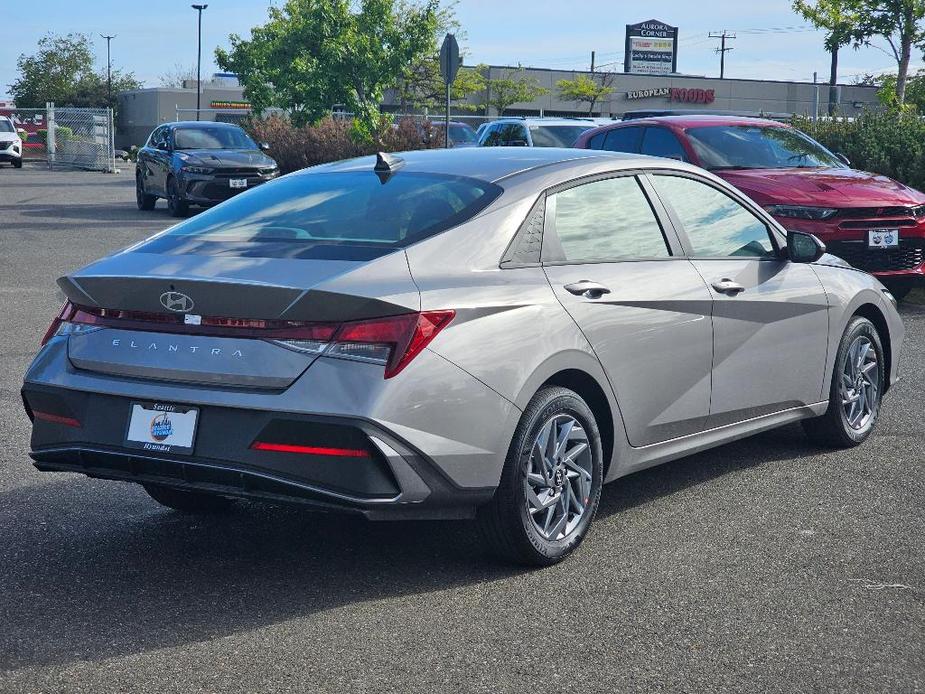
478,117,596,148
0,116,23,168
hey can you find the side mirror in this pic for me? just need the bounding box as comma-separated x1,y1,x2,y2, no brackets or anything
259,142,271,152
787,230,826,263
836,152,851,167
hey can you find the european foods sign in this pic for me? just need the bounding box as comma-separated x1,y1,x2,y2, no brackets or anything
624,20,679,75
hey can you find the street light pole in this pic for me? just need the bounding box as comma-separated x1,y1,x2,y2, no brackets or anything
100,34,115,107
191,4,208,121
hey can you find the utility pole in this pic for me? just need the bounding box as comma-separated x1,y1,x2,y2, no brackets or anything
709,30,736,79
191,4,208,120
591,51,596,73
100,34,115,108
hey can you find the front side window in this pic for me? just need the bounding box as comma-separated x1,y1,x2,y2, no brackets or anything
651,175,775,258
174,126,257,150
148,127,165,149
135,171,502,260
548,176,670,262
641,127,686,161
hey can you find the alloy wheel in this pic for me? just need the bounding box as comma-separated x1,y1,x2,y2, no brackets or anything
840,335,879,430
524,414,593,541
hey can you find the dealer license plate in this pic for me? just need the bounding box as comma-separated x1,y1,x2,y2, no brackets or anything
125,402,198,454
229,178,248,189
868,229,899,248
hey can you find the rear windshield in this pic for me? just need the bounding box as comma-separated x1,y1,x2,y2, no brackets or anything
174,126,257,150
447,124,477,144
137,170,502,260
528,125,593,147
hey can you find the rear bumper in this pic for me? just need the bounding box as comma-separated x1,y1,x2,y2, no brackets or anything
22,335,518,517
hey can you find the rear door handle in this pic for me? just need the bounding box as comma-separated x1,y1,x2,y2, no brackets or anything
711,278,746,295
564,280,612,299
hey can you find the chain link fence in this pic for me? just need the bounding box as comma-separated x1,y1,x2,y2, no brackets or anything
0,104,115,172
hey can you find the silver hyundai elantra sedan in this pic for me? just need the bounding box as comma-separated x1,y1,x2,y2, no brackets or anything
21,148,904,565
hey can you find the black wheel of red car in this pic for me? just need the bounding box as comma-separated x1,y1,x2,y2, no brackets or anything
166,176,189,217
143,484,234,513
135,172,156,210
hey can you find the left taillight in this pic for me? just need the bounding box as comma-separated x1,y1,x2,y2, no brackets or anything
40,302,75,346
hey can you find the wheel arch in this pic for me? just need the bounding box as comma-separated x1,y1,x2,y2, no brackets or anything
852,302,893,392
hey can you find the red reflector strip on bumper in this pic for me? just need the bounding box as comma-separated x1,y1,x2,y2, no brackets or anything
250,441,370,458
33,411,81,428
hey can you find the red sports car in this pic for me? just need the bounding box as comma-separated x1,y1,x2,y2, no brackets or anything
574,115,925,299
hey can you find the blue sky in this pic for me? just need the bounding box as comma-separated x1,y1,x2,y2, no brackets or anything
2,0,921,99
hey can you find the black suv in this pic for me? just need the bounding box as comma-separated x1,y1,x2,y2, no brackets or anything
136,121,279,216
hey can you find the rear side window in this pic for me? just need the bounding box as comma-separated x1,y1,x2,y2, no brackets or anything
651,175,775,258
529,125,592,147
641,128,687,161
586,132,606,149
602,127,642,153
136,171,502,259
548,176,670,262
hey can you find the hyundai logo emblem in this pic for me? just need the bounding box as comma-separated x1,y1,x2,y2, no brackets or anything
159,291,194,313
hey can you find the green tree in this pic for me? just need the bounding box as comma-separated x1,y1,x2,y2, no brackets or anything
486,68,548,116
792,0,859,113
396,62,487,112
875,68,925,108
556,73,615,115
216,0,439,138
9,33,140,109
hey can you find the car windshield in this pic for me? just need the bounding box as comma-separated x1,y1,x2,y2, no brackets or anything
528,125,592,147
0,120,15,133
174,126,257,150
136,171,502,260
685,125,845,170
447,124,477,144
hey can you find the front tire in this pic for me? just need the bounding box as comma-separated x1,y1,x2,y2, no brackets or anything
12,157,22,169
477,386,603,566
143,484,233,513
166,176,188,217
802,316,885,448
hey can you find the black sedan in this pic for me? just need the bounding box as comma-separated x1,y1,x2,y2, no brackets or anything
136,121,279,216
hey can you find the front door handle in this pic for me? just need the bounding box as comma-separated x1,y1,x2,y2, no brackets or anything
564,280,612,299
711,278,746,295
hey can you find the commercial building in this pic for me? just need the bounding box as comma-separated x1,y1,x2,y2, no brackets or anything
116,67,879,147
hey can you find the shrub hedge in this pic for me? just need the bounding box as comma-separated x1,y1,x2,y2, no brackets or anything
246,115,446,174
794,111,925,192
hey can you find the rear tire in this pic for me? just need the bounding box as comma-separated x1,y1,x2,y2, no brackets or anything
802,316,884,448
135,173,156,210
477,386,603,566
143,484,233,513
166,176,188,217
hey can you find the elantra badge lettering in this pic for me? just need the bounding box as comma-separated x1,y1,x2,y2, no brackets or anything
110,338,243,357
160,291,194,313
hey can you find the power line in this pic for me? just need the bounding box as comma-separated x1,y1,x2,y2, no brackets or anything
709,31,736,79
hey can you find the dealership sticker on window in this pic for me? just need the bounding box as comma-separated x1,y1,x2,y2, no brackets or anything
868,229,899,249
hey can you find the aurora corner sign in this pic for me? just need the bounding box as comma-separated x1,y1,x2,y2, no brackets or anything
624,20,678,76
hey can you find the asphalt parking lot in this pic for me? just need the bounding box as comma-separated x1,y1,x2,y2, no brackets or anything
0,164,923,694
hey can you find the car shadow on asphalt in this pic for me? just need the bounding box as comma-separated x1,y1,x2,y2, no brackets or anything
0,423,828,673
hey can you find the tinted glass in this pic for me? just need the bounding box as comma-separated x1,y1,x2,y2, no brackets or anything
586,132,605,149
0,120,14,133
551,176,669,261
174,126,257,150
641,127,686,161
529,125,592,147
500,123,529,145
602,127,642,153
652,175,775,257
136,171,502,259
685,125,844,170
447,124,477,144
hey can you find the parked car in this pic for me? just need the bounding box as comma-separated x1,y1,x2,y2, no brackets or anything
575,115,925,299
479,117,596,148
23,148,903,566
437,121,480,148
0,116,24,168
135,121,279,217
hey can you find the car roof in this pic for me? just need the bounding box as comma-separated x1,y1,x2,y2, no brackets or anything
617,114,789,129
309,147,673,184
167,121,244,130
486,117,597,127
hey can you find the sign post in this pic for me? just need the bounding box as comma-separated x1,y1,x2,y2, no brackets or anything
624,20,679,75
439,33,460,149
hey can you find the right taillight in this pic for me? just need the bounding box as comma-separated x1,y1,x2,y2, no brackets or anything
40,302,75,346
